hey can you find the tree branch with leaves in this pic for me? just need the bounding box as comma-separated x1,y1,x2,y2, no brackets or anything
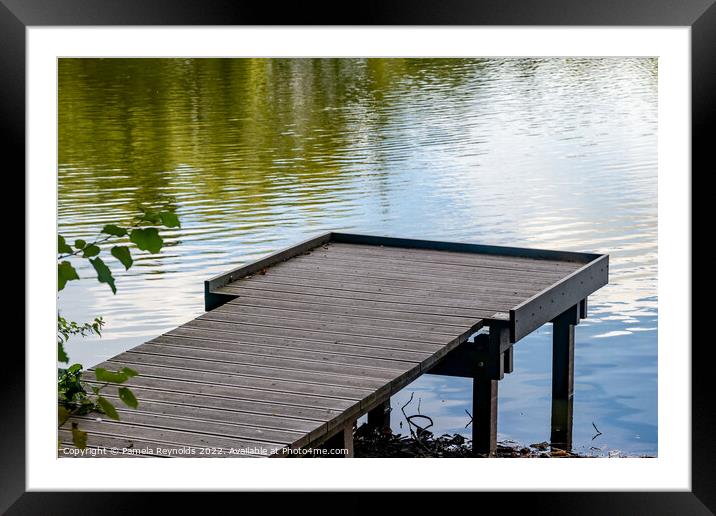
57,208,179,450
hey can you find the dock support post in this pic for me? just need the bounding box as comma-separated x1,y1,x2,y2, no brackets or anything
473,378,498,456
472,323,508,457
550,304,579,451
322,422,354,458
551,397,574,451
367,400,391,430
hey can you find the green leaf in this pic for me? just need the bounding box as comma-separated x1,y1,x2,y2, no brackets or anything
58,235,73,254
110,245,133,270
94,367,128,384
129,228,163,254
118,387,138,409
101,224,127,237
74,239,87,250
92,318,104,336
71,423,88,449
58,261,80,291
82,244,101,258
140,210,161,224
89,257,116,294
96,396,120,421
58,342,69,363
121,367,139,378
58,405,71,426
159,211,180,228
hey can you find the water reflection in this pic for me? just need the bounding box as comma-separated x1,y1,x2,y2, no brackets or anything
58,57,657,456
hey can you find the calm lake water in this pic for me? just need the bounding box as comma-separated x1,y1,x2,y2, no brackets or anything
58,58,657,457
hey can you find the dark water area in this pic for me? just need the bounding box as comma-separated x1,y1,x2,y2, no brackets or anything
58,58,657,456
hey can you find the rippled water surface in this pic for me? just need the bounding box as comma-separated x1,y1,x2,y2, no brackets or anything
58,58,657,456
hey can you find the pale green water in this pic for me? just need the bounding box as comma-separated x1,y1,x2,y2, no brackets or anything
58,58,657,456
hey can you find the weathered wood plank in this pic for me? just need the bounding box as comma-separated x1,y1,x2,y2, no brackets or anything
99,394,326,439
86,382,336,422
326,239,585,263
329,233,597,264
217,283,522,314
210,303,474,335
278,255,574,288
243,271,551,302
147,336,423,371
173,320,450,352
90,362,373,401
126,343,412,380
197,309,466,340
151,332,433,364
262,256,565,288
220,295,483,327
232,274,543,304
83,373,357,412
109,352,392,390
217,288,493,319
320,242,584,272
282,248,580,277
205,232,332,310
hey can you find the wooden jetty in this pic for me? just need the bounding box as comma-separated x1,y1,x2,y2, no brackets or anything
59,232,608,457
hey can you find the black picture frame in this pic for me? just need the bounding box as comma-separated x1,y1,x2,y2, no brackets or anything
4,1,710,513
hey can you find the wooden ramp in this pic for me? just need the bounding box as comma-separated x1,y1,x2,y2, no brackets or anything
59,233,608,458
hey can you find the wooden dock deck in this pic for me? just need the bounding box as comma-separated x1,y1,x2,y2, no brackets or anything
59,233,608,457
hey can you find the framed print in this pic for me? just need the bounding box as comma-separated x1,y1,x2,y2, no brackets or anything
4,0,711,513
